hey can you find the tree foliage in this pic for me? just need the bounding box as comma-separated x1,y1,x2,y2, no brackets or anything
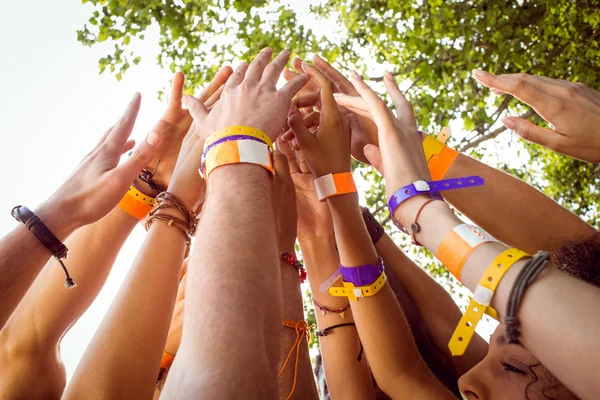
78,0,600,292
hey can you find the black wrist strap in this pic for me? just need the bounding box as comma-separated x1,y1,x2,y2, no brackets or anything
315,322,364,362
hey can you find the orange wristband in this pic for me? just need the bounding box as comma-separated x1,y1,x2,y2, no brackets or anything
118,185,155,220
314,172,357,201
436,224,499,281
160,350,174,369
428,146,459,180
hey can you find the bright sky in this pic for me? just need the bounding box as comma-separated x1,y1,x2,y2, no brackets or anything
0,0,497,381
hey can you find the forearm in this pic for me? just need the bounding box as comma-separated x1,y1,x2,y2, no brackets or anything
327,196,452,398
399,197,600,399
165,165,281,398
376,234,487,375
443,153,596,253
0,199,77,330
299,236,374,400
278,262,318,400
64,219,185,399
1,207,137,353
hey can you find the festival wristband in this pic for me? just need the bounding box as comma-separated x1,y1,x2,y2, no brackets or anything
448,247,529,356
314,172,357,201
423,135,447,162
436,224,499,281
204,125,273,150
329,272,387,301
118,185,156,220
387,176,484,216
428,146,459,180
160,351,175,369
201,139,274,178
339,257,385,287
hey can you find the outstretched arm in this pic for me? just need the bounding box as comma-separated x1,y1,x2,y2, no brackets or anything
288,62,453,399
161,48,309,398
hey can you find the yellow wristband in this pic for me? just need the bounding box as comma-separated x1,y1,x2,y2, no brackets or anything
204,139,274,178
448,248,529,356
118,185,156,220
328,272,387,301
204,126,273,150
422,135,447,162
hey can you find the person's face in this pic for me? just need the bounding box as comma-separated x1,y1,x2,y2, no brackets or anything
458,325,576,400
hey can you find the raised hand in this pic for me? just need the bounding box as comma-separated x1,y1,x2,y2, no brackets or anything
166,67,235,211
473,70,600,163
277,138,333,240
48,94,161,229
284,55,379,164
145,69,233,190
334,72,430,198
182,48,309,142
286,60,351,177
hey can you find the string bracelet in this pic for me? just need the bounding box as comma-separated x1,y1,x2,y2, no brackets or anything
315,322,363,362
312,297,350,319
11,205,76,288
280,252,307,283
409,199,440,246
280,320,313,400
145,192,198,246
504,251,550,344
138,159,166,195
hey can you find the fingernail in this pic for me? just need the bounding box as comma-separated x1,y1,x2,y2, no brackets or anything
384,71,394,81
302,61,311,69
333,93,346,97
146,131,161,146
314,54,326,62
279,49,290,56
502,117,516,130
473,69,489,78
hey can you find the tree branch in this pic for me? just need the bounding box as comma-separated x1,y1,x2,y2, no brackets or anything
459,109,536,152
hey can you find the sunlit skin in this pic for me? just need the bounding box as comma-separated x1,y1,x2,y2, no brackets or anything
459,325,577,400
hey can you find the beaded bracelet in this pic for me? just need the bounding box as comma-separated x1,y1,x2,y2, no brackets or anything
281,252,307,283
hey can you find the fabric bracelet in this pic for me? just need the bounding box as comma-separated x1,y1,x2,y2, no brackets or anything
204,125,273,151
314,172,357,201
448,247,529,356
118,185,156,220
280,320,312,400
312,297,350,319
315,322,364,362
436,224,499,281
11,205,76,288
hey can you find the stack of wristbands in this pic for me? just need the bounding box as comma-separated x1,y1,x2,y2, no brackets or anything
321,257,387,302
199,126,274,178
423,128,459,180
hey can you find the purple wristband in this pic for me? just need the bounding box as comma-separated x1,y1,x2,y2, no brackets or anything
199,135,268,176
340,257,385,287
387,176,484,216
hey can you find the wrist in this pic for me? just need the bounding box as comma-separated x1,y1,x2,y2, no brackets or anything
35,197,80,240
326,193,361,216
166,183,204,212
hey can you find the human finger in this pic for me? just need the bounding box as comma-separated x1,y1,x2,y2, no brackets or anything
277,137,300,175
293,93,321,109
182,95,208,120
198,66,234,102
279,74,310,99
105,93,142,151
502,117,567,152
283,68,299,82
169,72,185,109
383,72,417,127
287,107,314,151
122,139,136,154
303,111,321,131
204,85,224,108
348,71,394,122
295,148,310,174
301,61,337,117
226,61,249,88
312,54,357,95
118,131,162,178
261,50,291,88
245,48,273,83
363,144,384,174
273,150,292,179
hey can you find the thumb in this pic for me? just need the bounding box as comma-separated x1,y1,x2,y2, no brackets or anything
182,95,208,120
364,144,384,174
118,130,162,179
502,117,565,151
287,107,314,150
273,150,292,179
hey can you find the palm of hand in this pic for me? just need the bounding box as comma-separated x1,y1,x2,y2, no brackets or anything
292,171,333,239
